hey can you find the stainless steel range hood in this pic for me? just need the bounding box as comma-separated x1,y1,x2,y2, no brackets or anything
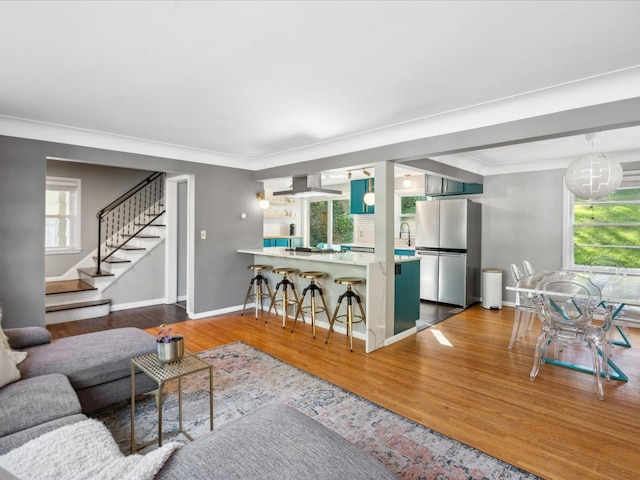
273,174,342,198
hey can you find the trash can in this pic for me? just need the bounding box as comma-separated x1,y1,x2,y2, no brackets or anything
482,268,502,310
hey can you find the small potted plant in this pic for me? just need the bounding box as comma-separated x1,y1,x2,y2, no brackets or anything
156,324,184,364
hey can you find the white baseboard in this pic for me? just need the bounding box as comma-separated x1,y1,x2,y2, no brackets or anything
385,326,418,346
110,298,166,312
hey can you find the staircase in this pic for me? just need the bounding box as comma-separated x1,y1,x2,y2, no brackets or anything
45,173,166,324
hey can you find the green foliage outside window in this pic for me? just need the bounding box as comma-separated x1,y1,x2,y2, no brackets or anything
309,199,353,248
309,201,328,247
332,199,353,244
572,187,640,269
400,196,426,214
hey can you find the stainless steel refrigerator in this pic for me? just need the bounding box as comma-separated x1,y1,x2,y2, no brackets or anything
415,199,481,307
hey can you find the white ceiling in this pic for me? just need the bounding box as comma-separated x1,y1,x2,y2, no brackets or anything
2,1,640,177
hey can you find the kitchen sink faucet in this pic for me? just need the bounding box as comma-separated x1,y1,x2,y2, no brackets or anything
399,222,411,246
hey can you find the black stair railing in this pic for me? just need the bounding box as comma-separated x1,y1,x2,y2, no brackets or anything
96,172,166,274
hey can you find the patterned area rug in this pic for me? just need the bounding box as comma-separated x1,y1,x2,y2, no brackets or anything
92,342,538,479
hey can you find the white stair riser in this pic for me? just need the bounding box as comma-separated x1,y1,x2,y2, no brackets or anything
45,290,102,307
46,303,111,324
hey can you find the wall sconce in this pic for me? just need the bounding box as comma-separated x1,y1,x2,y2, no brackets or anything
363,177,375,206
403,174,412,188
256,192,270,209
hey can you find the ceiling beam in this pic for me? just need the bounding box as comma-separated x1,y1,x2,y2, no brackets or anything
255,96,640,183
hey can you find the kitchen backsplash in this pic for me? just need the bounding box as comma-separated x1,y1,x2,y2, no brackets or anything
353,215,414,248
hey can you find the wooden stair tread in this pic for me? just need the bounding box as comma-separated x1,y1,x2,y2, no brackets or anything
106,245,146,250
46,299,111,313
46,279,97,295
135,223,165,227
94,256,131,264
78,267,115,278
122,234,160,239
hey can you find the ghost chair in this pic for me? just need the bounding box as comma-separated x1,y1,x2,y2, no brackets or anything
530,270,613,400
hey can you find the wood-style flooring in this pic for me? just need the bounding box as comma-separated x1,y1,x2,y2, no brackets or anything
47,304,640,480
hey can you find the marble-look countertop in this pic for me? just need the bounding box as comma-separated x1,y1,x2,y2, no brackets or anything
237,248,419,266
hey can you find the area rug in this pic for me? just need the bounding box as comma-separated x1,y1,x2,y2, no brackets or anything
92,342,538,480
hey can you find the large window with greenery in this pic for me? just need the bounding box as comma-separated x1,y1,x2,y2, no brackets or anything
309,199,353,248
569,183,640,270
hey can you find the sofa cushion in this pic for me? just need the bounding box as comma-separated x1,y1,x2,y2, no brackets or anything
156,404,397,480
4,326,51,350
17,328,157,390
0,414,87,455
0,373,81,437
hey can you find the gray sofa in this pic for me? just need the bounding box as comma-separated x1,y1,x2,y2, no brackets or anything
0,328,397,479
0,326,157,454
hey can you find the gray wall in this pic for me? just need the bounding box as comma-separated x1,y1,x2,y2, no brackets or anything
0,138,47,326
0,135,263,328
480,168,565,303
103,244,166,305
46,160,152,277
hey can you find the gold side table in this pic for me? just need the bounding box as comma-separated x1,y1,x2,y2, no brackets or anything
130,350,213,453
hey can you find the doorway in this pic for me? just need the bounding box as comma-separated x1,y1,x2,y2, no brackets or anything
165,174,195,316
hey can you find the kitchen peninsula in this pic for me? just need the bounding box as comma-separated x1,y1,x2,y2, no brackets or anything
238,248,420,352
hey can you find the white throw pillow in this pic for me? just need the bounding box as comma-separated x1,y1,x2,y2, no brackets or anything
0,344,21,388
0,307,27,366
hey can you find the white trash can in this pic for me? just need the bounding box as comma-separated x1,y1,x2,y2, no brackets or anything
482,268,502,310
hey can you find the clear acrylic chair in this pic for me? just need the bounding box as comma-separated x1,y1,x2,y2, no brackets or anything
508,264,541,349
584,255,635,348
529,270,613,400
522,259,535,277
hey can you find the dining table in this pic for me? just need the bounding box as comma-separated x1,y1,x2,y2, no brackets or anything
506,270,640,382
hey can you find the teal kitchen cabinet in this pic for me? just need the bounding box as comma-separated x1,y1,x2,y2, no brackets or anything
442,178,463,195
394,260,420,334
350,179,375,214
263,237,303,248
394,249,415,257
425,175,482,197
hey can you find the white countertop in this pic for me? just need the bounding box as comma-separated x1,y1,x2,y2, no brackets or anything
238,248,419,266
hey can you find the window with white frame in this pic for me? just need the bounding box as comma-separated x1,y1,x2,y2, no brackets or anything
45,177,81,254
309,198,353,248
565,172,640,271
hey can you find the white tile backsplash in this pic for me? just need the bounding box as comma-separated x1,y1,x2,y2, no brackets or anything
353,215,414,248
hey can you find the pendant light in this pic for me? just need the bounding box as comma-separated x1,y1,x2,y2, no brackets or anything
403,174,412,188
564,134,623,200
363,178,375,206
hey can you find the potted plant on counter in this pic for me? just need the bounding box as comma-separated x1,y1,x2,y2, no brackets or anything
156,324,184,364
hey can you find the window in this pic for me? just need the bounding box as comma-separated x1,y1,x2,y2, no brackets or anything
309,199,353,248
396,195,425,240
45,177,81,254
566,174,640,271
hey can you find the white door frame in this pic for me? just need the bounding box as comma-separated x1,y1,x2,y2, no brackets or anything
165,174,195,316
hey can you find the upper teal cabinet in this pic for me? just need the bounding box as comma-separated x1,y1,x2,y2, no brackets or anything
425,175,482,197
350,179,375,214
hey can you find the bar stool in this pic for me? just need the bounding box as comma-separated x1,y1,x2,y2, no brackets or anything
241,265,273,320
268,268,300,328
292,271,331,338
326,277,366,351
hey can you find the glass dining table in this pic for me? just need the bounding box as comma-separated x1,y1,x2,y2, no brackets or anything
506,270,640,382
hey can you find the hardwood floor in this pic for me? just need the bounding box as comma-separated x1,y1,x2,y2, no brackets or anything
48,304,640,479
